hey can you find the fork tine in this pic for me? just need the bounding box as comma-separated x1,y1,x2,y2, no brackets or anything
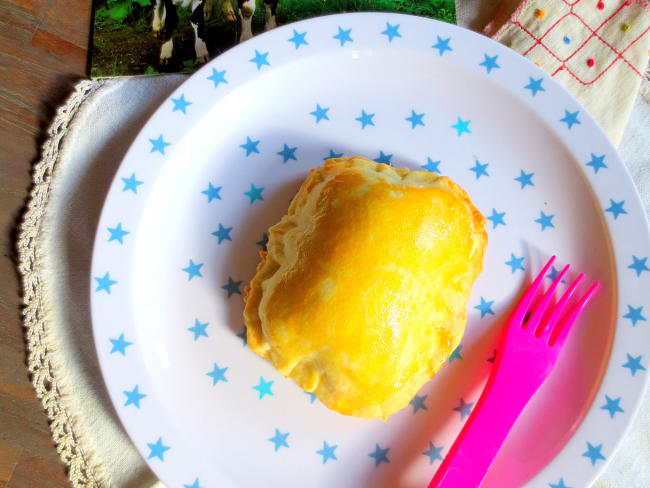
538,273,584,342
528,264,570,334
511,256,556,322
549,282,600,347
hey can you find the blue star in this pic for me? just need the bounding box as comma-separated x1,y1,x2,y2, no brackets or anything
628,255,649,277
405,110,425,129
623,305,646,326
605,199,627,220
505,253,525,273
333,26,353,46
409,394,428,414
600,395,624,418
107,223,129,244
324,149,343,160
422,442,444,465
171,94,192,114
206,363,228,385
356,109,375,129
123,385,147,408
586,153,607,174
622,354,646,376
449,345,463,363
94,272,117,294
381,22,401,42
256,233,268,251
188,318,209,340
207,68,227,87
373,150,392,165
560,110,581,129
474,297,495,318
549,478,571,488
535,211,555,231
369,444,390,467
237,326,247,346
305,391,317,403
487,209,506,228
432,36,452,56
240,136,260,156
109,333,132,355
268,429,290,451
121,173,143,193
514,169,534,189
422,157,441,173
202,182,222,202
582,442,605,466
184,478,204,488
454,397,474,420
546,265,566,283
479,54,500,73
310,104,330,123
182,259,203,280
244,184,264,204
222,276,242,297
469,160,488,179
147,437,170,461
277,144,298,163
451,117,471,136
249,49,270,70
149,134,170,155
212,223,232,244
288,29,308,49
316,441,337,464
253,376,274,399
524,77,545,96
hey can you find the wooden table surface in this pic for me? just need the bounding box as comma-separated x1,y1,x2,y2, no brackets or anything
0,0,91,486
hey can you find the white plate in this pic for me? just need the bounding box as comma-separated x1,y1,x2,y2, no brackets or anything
91,13,650,488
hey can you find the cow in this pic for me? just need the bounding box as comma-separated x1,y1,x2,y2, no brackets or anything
152,0,279,66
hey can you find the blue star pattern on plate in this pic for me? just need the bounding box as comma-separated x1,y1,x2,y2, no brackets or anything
535,211,555,231
222,276,242,297
628,255,649,276
316,441,337,464
149,134,170,155
171,94,192,114
212,223,232,244
121,173,143,193
549,478,571,488
454,397,474,420
107,223,129,244
333,26,353,46
547,266,567,283
474,297,495,318
124,385,147,408
240,136,260,156
369,444,390,467
449,345,463,363
147,437,170,461
184,479,204,488
600,395,623,418
451,117,471,136
524,77,545,96
202,182,222,202
479,54,500,73
110,333,132,355
268,429,290,451
469,159,488,179
432,36,452,56
288,29,308,49
410,394,427,413
487,209,506,228
249,49,270,70
182,259,203,280
305,391,317,403
236,326,247,346
188,318,209,340
560,110,581,129
623,305,646,326
277,144,298,163
422,442,444,464
405,110,425,128
373,151,392,165
324,149,343,160
310,104,330,123
505,253,525,273
253,377,274,399
582,442,605,466
356,109,375,129
95,272,117,294
586,153,607,174
422,157,441,173
207,68,227,87
622,354,646,376
207,363,228,385
514,169,534,189
381,22,401,42
605,199,627,220
244,184,264,203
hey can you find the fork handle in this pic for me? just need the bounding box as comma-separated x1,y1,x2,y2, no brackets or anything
428,372,538,488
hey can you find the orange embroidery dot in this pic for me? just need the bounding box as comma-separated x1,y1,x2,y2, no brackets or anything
535,8,546,18
622,23,631,31
587,58,595,67
535,62,541,67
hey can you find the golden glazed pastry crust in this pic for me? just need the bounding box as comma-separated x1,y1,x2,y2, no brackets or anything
243,156,487,419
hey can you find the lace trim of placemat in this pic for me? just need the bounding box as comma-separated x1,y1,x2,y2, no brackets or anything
17,78,105,488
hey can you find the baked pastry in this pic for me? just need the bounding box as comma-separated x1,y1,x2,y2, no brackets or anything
243,156,487,419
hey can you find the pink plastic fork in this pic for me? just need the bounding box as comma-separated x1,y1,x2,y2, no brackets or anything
429,256,600,488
